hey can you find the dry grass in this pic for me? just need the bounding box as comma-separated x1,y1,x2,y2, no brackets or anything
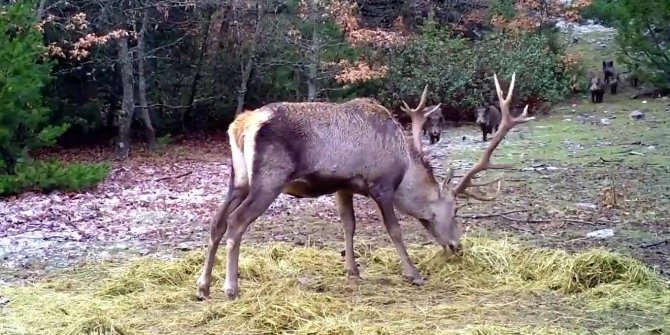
1,237,668,335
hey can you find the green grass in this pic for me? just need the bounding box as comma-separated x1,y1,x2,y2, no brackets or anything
448,99,669,170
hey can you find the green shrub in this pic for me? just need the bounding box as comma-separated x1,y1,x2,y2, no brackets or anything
580,0,626,25
473,32,572,107
0,0,69,174
0,160,110,196
382,24,573,120
488,0,517,21
582,0,670,88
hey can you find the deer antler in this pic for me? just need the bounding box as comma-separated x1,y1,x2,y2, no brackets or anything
400,85,441,153
452,72,535,201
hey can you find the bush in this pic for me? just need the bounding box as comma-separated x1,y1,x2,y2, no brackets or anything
580,0,626,25
382,23,574,121
473,32,573,107
583,0,670,88
0,160,110,196
0,0,69,174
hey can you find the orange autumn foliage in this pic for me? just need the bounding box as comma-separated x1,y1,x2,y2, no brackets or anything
491,0,592,32
325,0,407,84
41,12,136,61
322,59,389,84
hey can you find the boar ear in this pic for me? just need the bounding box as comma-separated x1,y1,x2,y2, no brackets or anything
602,61,606,68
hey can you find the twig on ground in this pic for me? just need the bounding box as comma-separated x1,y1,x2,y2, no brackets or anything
564,218,617,225
599,157,624,163
457,209,527,219
61,212,94,240
154,171,193,182
564,219,598,225
509,224,534,233
501,215,552,223
616,141,643,146
641,239,670,249
502,178,525,182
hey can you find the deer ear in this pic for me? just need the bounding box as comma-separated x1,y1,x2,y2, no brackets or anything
441,168,454,195
444,168,454,183
440,179,451,197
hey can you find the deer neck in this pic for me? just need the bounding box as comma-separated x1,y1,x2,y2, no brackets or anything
393,160,440,220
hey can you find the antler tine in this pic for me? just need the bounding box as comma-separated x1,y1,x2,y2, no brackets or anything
493,73,503,101
415,84,429,112
401,101,412,112
452,72,534,201
401,84,432,153
459,178,503,201
425,103,442,117
505,72,516,102
469,177,502,187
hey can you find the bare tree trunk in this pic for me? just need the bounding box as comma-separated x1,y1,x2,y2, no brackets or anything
182,8,214,131
136,10,156,151
115,38,135,160
235,1,264,115
306,6,319,102
235,60,254,115
294,69,301,101
35,0,47,21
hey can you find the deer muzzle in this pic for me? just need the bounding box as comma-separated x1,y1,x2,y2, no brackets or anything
444,241,463,256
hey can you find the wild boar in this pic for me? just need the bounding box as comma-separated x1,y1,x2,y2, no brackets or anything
421,105,445,145
474,105,501,142
603,60,619,94
589,75,605,103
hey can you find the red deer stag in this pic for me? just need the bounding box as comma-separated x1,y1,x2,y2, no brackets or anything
196,73,533,300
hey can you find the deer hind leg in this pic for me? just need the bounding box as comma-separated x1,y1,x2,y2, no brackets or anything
223,156,294,300
335,190,360,279
370,184,425,286
196,169,248,300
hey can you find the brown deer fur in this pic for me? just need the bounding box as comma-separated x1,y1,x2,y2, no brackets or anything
196,74,534,300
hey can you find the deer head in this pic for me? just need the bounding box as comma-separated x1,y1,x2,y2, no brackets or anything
399,73,534,253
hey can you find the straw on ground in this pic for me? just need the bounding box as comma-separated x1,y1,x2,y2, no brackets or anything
1,237,668,335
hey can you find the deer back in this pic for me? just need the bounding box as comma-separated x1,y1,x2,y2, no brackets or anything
228,100,415,188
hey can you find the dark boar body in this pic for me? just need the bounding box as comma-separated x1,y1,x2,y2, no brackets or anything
474,105,501,142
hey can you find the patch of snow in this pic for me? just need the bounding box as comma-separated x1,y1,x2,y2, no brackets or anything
587,228,615,239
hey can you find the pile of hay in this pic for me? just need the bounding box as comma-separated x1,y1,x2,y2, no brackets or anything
1,237,668,335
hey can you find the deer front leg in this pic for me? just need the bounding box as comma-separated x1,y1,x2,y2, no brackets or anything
370,186,425,286
335,190,360,279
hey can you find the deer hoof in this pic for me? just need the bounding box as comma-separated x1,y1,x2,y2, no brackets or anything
345,270,361,281
196,288,210,301
448,242,464,256
404,275,427,286
225,287,240,300
196,278,211,301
